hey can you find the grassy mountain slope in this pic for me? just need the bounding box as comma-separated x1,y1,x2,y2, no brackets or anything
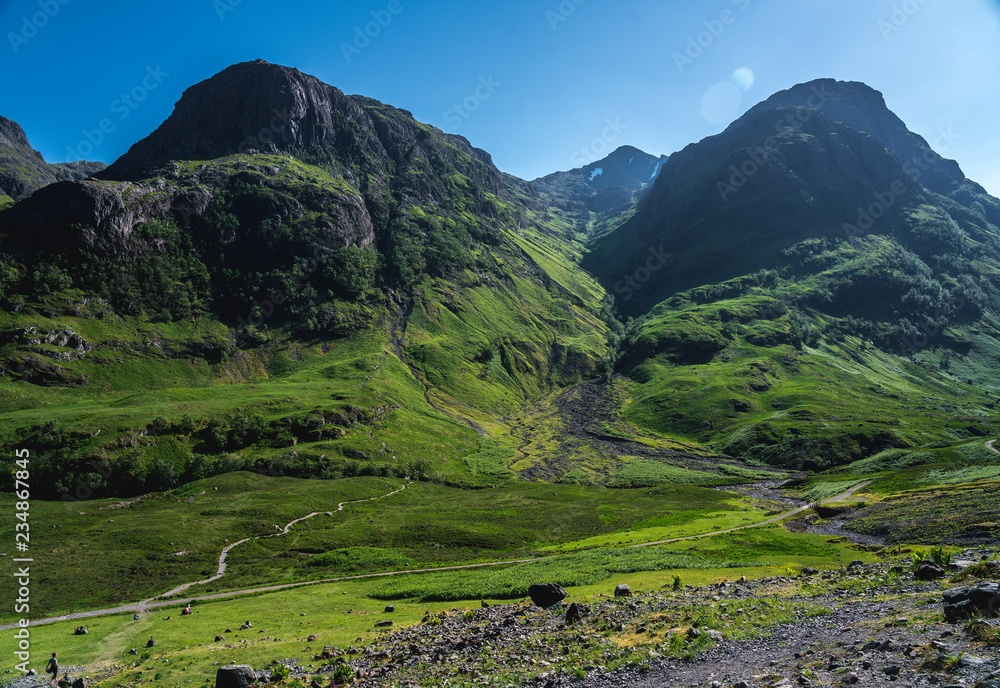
584,80,1000,468
0,62,612,497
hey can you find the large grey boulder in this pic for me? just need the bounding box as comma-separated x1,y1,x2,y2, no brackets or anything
216,664,258,688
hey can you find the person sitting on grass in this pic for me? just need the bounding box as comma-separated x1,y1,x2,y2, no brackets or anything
44,653,59,685
182,604,192,615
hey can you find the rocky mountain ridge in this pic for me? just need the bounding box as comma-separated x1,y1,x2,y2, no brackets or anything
0,115,106,201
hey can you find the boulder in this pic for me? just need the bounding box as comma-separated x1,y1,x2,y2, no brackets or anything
528,583,567,609
943,582,1000,623
375,620,393,628
565,602,588,624
847,560,865,571
614,583,632,598
384,605,395,613
74,625,88,635
215,664,258,688
146,638,157,648
915,562,946,580
799,567,819,577
215,635,225,642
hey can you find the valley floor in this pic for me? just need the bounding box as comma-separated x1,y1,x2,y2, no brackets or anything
5,552,999,688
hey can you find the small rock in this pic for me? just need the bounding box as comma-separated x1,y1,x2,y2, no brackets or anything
565,602,588,624
916,562,947,580
614,583,632,598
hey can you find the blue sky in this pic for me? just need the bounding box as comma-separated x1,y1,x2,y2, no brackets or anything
2,0,998,194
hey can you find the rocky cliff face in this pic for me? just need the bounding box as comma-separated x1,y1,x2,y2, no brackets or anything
0,116,106,200
746,79,1000,226
100,60,368,180
2,60,525,260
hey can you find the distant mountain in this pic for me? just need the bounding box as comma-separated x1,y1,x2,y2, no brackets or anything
532,145,668,234
586,79,1000,316
0,116,106,201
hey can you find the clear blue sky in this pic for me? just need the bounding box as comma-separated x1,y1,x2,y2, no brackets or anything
2,0,998,194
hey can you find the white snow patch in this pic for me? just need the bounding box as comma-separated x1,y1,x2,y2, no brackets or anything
589,167,604,181
649,158,665,181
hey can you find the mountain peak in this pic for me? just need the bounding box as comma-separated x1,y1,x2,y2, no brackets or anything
100,60,364,180
745,78,964,194
0,116,33,151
